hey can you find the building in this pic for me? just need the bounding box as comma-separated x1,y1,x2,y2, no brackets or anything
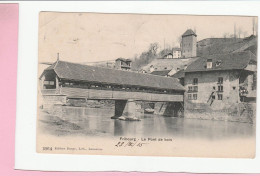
183,51,256,122
115,58,132,71
162,48,181,59
163,53,174,59
172,47,181,58
181,29,197,58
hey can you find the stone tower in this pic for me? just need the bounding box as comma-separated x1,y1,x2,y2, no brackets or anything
181,29,197,58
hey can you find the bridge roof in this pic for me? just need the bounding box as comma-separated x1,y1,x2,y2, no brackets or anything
41,60,185,91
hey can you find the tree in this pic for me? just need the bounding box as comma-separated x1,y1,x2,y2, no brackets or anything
149,43,159,56
131,42,160,70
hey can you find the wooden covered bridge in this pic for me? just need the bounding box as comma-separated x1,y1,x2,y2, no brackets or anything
39,60,185,120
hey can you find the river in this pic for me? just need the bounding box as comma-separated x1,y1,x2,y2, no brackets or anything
38,106,255,140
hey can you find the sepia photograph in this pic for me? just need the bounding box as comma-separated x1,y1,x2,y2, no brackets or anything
37,12,257,158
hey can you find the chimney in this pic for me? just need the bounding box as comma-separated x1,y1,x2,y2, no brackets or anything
183,64,188,70
207,59,212,69
57,53,60,61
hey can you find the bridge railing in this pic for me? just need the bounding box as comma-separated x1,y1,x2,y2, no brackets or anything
61,84,182,95
59,87,183,102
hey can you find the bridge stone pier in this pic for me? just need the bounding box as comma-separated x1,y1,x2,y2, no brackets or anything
111,100,184,121
112,99,140,121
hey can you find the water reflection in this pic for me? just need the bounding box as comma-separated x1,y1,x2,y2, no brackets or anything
39,106,255,140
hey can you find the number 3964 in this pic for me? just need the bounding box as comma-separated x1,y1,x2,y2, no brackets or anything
42,147,52,151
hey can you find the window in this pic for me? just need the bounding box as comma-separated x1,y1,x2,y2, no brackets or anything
218,94,223,100
44,80,54,85
193,94,197,100
193,86,198,92
193,78,198,85
218,85,223,92
188,93,198,100
218,77,223,84
188,86,193,92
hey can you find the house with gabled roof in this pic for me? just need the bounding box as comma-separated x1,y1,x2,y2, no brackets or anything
183,51,256,122
115,58,132,71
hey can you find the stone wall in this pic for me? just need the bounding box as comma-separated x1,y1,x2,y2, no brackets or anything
42,95,67,112
185,101,256,123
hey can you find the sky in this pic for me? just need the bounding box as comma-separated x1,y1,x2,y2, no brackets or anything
38,12,257,63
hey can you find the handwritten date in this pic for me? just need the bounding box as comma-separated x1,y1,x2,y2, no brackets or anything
115,141,147,148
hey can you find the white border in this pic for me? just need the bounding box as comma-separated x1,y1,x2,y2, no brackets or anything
15,1,260,173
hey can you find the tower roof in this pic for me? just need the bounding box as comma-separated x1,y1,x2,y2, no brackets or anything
182,29,197,37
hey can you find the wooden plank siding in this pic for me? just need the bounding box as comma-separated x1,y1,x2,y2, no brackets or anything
43,87,183,102
41,89,57,95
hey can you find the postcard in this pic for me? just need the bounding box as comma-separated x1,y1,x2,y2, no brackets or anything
36,12,257,158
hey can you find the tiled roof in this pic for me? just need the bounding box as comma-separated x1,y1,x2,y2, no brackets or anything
244,45,257,55
172,47,181,51
182,29,197,37
150,70,171,76
116,58,132,62
41,60,185,91
171,70,185,79
185,51,256,73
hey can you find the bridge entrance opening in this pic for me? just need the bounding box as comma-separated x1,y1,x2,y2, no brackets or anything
41,70,57,90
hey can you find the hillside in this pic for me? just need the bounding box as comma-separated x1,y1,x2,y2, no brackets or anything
197,35,257,56
140,35,257,75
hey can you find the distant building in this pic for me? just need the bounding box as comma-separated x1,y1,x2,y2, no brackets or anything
139,69,147,74
163,53,173,59
181,29,197,58
162,48,181,59
183,51,256,121
115,58,132,71
172,47,181,58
